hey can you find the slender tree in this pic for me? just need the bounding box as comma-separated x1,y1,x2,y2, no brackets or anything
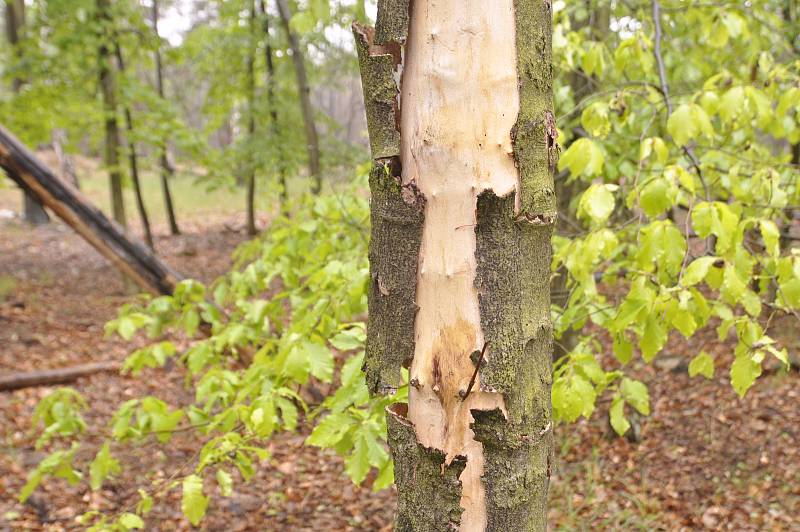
259,0,288,207
275,0,321,194
114,42,154,249
5,0,49,225
245,0,258,235
355,1,555,530
96,0,126,228
151,0,180,235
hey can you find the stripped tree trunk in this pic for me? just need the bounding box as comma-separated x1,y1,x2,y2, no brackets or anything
5,0,49,225
275,0,322,195
151,0,180,236
114,43,154,249
354,1,556,530
96,0,126,228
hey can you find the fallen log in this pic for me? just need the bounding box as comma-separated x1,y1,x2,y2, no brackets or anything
0,362,121,392
0,124,181,295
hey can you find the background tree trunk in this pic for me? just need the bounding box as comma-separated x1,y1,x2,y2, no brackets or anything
151,0,180,235
259,0,288,208
114,42,154,249
355,1,555,529
51,129,79,189
276,0,321,195
246,0,258,236
5,0,49,225
96,0,126,228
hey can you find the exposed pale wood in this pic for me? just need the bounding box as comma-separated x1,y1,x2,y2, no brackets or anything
0,362,121,392
401,2,520,529
0,124,181,295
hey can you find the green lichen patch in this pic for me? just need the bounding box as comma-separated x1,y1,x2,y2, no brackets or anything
388,405,466,531
364,163,424,394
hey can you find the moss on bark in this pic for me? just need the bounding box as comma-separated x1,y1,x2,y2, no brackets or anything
388,406,466,531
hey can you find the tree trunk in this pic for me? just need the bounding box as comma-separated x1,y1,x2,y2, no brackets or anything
151,0,180,235
246,0,258,236
0,124,181,295
354,1,555,530
275,0,322,194
96,0,126,228
52,129,79,189
5,0,50,225
259,0,288,207
114,42,154,249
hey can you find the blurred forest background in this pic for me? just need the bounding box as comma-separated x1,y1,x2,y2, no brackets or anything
1,0,799,530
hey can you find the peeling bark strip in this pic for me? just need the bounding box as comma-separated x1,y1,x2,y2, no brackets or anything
355,0,555,529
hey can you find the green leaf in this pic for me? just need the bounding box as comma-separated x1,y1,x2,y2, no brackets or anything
609,396,631,436
613,334,633,365
688,351,714,379
682,257,716,286
181,474,208,527
89,442,121,491
667,104,712,146
578,184,616,225
759,220,780,257
553,374,596,422
558,138,604,178
640,313,667,362
118,513,144,530
620,378,650,416
216,470,233,497
639,176,676,217
304,341,334,383
345,433,371,485
730,355,761,398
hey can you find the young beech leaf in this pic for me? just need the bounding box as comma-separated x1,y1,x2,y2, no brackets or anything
682,257,716,286
609,396,631,437
730,355,761,398
688,351,715,379
620,378,650,416
181,474,208,527
89,442,121,491
216,470,233,497
118,513,144,530
578,184,616,225
558,138,604,178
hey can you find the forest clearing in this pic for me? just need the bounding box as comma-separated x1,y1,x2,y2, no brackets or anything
1,0,799,530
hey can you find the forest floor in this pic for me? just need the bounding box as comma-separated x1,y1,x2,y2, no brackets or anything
1,172,799,531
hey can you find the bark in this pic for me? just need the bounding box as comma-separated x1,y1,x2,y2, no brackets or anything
259,0,288,207
354,1,555,530
0,124,181,295
151,0,180,235
96,0,126,228
5,0,50,225
0,362,120,392
52,129,79,189
246,0,258,236
275,0,322,194
114,42,155,249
